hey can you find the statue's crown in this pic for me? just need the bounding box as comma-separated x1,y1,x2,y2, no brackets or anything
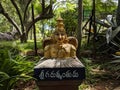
55,17,66,33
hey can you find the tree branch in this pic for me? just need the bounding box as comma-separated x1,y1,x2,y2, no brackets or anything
3,12,21,35
23,0,32,22
41,0,45,14
26,0,54,33
0,3,4,13
10,0,24,33
26,13,53,34
0,3,21,35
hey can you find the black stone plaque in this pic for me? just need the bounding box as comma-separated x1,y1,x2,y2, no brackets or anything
34,67,85,81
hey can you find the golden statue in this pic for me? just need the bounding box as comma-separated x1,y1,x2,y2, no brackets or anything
34,17,84,68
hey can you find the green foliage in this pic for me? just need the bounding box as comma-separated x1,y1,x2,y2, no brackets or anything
0,16,11,33
83,0,117,19
81,58,95,83
83,0,92,10
34,0,42,14
53,0,76,17
0,41,20,59
61,9,77,36
14,56,36,75
95,0,117,18
0,51,19,76
81,58,107,84
79,83,90,90
0,0,19,33
0,49,18,89
0,0,48,43
0,41,35,90
17,40,42,51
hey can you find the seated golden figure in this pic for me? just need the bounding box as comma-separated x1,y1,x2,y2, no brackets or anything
34,17,84,68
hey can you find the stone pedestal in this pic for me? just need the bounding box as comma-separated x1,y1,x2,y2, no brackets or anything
37,80,82,90
34,67,85,90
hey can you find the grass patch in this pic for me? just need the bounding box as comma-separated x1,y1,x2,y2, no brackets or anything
17,40,42,51
0,40,42,50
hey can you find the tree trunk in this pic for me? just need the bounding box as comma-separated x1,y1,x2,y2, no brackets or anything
76,0,83,59
20,33,28,43
116,0,120,26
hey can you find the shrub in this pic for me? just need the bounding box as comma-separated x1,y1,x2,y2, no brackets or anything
0,43,35,90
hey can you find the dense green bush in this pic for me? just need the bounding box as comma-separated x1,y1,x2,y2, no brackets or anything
0,42,36,90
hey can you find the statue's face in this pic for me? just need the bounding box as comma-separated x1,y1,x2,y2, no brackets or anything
54,31,66,44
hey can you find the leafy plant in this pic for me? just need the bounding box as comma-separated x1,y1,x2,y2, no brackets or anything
81,57,107,84
0,44,35,90
81,58,96,84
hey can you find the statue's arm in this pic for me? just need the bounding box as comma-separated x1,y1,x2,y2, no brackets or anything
44,45,50,58
70,45,77,58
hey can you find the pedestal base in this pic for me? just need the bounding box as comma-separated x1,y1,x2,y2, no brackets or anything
34,67,85,90
37,80,82,90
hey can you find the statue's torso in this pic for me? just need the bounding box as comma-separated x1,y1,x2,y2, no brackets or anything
45,43,75,59
51,44,70,58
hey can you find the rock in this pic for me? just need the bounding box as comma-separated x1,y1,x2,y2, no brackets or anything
0,32,14,41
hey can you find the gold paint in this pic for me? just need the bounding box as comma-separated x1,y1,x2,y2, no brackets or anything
43,17,78,59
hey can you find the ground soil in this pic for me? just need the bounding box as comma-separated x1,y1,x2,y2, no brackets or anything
87,79,120,90
14,77,120,90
